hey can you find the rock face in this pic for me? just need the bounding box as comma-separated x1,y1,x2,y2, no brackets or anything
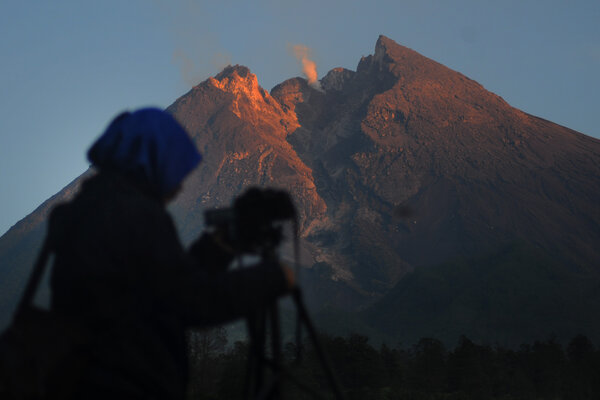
1,36,599,343
272,36,600,296
165,65,326,239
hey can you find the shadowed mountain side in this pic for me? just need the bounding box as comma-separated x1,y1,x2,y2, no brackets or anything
272,35,600,296
362,242,600,347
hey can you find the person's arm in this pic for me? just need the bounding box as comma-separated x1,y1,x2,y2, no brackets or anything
140,210,291,327
167,259,289,326
188,230,236,274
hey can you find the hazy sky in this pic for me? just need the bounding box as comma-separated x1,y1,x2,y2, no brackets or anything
1,0,599,236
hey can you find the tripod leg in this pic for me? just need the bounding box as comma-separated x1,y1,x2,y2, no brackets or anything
292,288,346,400
268,302,283,399
245,312,267,400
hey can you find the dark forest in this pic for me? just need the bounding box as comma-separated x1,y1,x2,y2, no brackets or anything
186,328,600,400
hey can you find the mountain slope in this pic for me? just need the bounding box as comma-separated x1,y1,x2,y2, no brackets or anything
363,241,600,347
0,36,598,344
271,36,599,296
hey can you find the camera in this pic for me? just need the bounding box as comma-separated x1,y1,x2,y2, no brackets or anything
204,187,297,254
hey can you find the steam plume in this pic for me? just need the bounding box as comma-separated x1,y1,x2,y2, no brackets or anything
292,44,322,91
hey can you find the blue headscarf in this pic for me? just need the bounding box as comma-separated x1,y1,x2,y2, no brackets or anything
87,108,202,197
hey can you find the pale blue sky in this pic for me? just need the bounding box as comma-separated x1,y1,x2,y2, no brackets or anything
1,0,599,235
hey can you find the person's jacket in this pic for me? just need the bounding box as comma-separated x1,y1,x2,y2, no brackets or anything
48,172,288,399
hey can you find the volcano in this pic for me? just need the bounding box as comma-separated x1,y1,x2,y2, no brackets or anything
1,36,599,345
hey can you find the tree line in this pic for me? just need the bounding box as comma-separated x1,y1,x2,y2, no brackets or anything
186,328,600,400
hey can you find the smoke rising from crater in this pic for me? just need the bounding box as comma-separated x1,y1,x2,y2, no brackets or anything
292,44,322,90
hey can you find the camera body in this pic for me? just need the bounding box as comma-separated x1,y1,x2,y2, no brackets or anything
204,187,297,255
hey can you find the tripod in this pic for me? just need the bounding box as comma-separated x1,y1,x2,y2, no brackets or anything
204,187,346,399
244,285,346,400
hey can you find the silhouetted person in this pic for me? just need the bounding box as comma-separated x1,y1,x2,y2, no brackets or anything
46,108,293,399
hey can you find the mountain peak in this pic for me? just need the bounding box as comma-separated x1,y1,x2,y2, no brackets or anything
375,34,407,55
209,64,260,97
320,67,355,91
214,64,252,80
202,64,299,130
374,34,397,59
374,35,424,66
358,35,441,79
